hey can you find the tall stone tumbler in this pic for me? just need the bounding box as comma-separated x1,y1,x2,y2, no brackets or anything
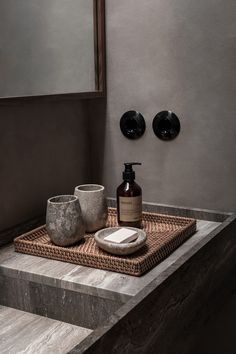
74,184,108,233
46,195,85,246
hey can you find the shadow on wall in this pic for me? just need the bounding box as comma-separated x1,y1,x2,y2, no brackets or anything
0,98,90,241
87,97,107,184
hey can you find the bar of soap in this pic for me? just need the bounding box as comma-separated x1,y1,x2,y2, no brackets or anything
104,228,138,244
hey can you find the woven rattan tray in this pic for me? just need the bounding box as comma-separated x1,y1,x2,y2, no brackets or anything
14,208,196,276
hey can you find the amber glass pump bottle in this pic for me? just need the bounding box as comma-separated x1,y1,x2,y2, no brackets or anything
117,162,142,228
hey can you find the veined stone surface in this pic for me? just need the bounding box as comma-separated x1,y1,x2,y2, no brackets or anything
0,305,92,354
0,219,220,301
0,201,231,354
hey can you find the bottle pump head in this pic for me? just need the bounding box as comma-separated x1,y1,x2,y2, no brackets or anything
123,162,141,182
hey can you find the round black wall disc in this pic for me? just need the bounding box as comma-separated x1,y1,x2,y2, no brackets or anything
152,111,180,140
120,110,146,139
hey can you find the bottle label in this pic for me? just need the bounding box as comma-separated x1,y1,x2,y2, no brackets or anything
119,196,142,222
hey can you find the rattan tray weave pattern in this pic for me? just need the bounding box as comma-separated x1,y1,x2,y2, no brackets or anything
14,208,196,276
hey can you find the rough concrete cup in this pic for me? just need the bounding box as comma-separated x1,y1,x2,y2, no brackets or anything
46,195,85,246
74,184,108,233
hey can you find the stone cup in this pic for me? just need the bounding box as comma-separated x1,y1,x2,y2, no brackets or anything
74,184,108,233
46,195,85,246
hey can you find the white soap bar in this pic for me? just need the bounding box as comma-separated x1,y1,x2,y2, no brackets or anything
104,228,138,244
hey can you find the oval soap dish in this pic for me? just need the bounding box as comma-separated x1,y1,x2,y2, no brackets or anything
94,227,147,256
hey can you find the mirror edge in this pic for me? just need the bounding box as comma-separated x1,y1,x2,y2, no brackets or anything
94,0,106,96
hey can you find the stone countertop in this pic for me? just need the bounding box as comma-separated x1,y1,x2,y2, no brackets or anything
0,218,220,303
0,305,92,354
0,201,234,354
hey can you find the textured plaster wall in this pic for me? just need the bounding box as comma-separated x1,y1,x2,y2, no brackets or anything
90,0,236,212
0,99,90,231
1,0,235,236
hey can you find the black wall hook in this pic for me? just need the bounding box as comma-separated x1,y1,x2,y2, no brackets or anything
152,111,181,140
120,110,146,139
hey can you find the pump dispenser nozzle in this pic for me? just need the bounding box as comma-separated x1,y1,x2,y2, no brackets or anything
123,162,141,182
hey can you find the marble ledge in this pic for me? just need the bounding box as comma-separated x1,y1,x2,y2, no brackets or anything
0,305,92,354
0,218,221,303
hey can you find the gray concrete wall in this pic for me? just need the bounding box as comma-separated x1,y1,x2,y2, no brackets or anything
1,0,235,238
0,99,90,231
90,0,236,212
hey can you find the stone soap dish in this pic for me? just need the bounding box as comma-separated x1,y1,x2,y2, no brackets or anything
94,227,147,256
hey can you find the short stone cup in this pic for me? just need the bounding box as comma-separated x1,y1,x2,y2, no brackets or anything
46,195,85,246
74,184,108,233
